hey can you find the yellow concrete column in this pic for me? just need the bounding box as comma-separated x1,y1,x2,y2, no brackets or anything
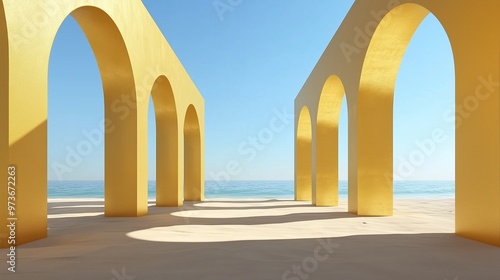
448,10,500,246
295,106,313,201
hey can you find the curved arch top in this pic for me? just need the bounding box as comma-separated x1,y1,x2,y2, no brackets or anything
1,0,204,247
295,0,500,246
359,3,430,96
317,75,346,128
68,6,136,99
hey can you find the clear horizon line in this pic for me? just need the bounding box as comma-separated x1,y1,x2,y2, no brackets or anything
47,179,456,182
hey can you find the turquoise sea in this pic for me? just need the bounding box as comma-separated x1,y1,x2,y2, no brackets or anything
48,180,455,199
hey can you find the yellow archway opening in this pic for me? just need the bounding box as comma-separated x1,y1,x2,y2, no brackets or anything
56,7,142,217
315,75,346,206
150,76,179,206
354,4,452,216
184,105,203,201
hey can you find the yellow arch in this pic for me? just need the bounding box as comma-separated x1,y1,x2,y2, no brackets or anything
295,0,500,246
355,3,431,215
295,106,312,201
59,7,142,218
151,76,180,207
315,75,346,206
184,105,203,201
0,0,204,247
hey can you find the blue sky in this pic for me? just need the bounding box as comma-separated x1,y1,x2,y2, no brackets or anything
48,0,455,181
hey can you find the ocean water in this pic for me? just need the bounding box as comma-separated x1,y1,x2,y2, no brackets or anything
48,180,455,199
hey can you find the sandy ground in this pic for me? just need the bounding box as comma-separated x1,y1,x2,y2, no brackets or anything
1,198,499,280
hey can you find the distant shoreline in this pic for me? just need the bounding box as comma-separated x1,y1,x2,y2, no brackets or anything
47,197,456,204
46,180,455,200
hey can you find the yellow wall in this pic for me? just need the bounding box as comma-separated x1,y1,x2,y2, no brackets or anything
0,0,204,247
295,0,500,246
